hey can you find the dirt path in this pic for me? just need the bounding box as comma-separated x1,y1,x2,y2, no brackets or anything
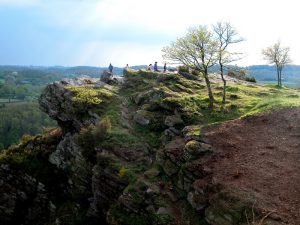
203,107,300,225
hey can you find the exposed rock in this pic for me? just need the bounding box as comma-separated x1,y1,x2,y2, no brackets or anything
163,160,179,176
133,110,152,125
39,79,100,132
0,164,49,225
182,125,204,142
88,165,127,219
134,89,171,105
187,191,207,211
184,140,212,156
156,207,172,216
100,70,113,83
144,167,161,179
49,132,81,169
164,114,183,127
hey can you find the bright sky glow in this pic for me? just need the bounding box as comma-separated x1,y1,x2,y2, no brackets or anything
0,0,299,67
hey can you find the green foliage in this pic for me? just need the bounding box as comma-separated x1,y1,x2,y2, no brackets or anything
178,65,189,73
93,117,112,140
77,117,112,163
245,76,256,83
68,86,114,105
0,102,56,150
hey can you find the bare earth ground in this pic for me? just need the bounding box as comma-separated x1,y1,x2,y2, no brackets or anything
203,107,300,225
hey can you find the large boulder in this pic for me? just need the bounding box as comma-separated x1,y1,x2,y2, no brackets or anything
100,70,113,83
39,78,102,132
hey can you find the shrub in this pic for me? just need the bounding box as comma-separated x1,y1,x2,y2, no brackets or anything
93,117,112,142
245,76,256,83
178,65,189,73
191,69,200,76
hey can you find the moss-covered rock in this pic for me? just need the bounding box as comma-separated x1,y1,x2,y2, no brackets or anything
184,140,212,156
163,159,179,176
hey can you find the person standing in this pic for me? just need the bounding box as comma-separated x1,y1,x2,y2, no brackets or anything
163,63,167,73
108,63,113,73
154,62,158,72
147,64,153,71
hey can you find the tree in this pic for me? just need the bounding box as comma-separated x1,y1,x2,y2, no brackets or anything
262,41,292,86
162,26,218,109
213,22,244,104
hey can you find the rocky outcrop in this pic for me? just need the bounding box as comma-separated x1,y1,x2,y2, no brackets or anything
2,70,288,225
0,164,50,225
39,77,103,132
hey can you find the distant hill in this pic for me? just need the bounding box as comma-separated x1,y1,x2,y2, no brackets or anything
1,64,300,87
246,65,300,88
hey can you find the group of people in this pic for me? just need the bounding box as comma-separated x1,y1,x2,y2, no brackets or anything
108,62,168,74
147,62,167,73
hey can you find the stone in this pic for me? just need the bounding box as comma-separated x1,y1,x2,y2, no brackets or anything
156,207,172,216
187,191,207,211
0,164,49,225
100,70,113,83
163,160,179,176
133,110,152,125
182,125,203,142
184,140,212,156
144,168,160,179
49,132,81,169
164,115,184,127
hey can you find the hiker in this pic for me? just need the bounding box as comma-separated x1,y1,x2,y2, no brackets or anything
108,63,113,73
163,63,167,73
147,64,153,71
124,64,129,70
154,62,159,72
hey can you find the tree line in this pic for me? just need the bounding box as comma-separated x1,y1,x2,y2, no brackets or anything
0,103,56,150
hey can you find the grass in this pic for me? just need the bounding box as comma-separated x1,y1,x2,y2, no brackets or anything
124,70,300,126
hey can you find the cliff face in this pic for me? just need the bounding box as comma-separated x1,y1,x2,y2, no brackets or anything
0,71,298,225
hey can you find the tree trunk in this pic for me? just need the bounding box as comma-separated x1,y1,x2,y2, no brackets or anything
279,67,283,86
203,68,214,109
276,65,280,86
220,63,226,104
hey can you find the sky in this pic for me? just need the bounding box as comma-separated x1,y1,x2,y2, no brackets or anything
0,0,299,67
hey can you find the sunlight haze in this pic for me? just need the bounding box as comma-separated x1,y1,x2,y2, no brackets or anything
0,0,299,67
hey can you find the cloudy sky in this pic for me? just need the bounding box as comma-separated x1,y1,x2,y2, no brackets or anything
0,0,299,67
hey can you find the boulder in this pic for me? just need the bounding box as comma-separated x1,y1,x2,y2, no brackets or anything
133,110,153,126
164,114,183,127
182,125,204,142
100,70,113,83
184,140,212,156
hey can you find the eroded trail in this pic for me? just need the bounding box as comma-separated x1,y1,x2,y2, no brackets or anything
203,107,300,225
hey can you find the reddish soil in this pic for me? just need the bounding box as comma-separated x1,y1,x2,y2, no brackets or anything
203,107,300,225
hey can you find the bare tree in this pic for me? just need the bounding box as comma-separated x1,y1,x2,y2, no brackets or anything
213,22,244,104
262,41,292,86
162,26,218,109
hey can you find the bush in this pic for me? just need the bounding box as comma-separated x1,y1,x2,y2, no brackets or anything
178,65,189,73
93,117,112,141
77,117,112,163
245,76,256,83
191,69,200,76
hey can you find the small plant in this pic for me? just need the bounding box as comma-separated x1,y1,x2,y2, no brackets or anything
245,202,276,225
93,117,112,141
118,166,127,179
